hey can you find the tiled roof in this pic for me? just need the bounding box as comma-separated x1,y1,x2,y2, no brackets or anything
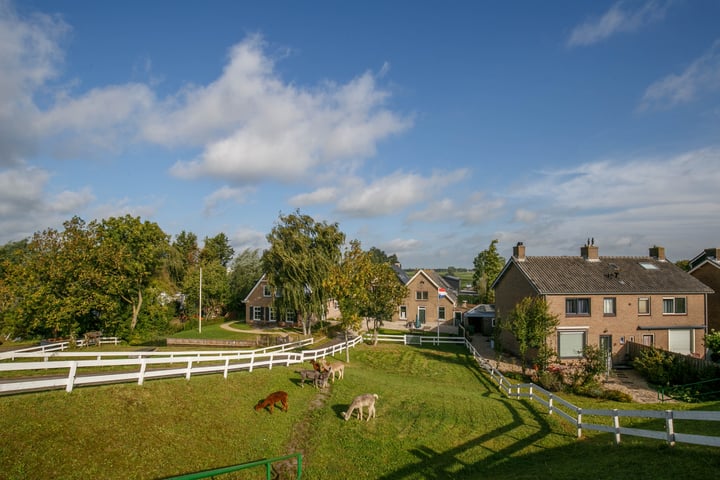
511,256,713,295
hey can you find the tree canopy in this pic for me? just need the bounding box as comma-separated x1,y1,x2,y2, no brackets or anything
472,239,505,303
261,210,345,335
498,296,559,373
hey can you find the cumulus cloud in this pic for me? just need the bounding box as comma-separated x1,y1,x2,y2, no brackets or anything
640,40,720,110
161,36,412,183
567,1,669,47
504,148,720,258
0,166,95,243
289,187,338,207
335,169,468,217
203,185,256,216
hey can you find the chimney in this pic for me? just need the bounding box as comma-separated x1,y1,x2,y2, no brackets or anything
581,238,599,261
513,242,526,261
649,246,666,261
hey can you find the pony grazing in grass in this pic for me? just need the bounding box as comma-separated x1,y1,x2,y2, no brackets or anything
342,394,378,421
296,369,325,388
255,391,289,414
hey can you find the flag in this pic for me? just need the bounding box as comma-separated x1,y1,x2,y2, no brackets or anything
438,288,447,298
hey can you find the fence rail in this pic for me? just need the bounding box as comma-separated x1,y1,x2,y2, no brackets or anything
363,333,465,346
462,337,720,449
0,336,362,395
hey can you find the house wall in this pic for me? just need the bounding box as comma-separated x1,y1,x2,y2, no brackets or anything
493,262,538,355
690,263,720,333
244,278,342,324
391,271,457,327
545,293,708,362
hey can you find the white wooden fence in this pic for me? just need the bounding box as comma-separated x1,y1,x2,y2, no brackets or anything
363,333,466,346
0,336,362,395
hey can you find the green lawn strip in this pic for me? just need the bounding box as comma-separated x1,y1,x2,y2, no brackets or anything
1,343,718,480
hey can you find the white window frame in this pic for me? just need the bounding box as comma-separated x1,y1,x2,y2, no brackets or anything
416,291,428,301
638,297,650,315
252,306,263,321
566,298,590,316
438,306,446,320
662,297,687,315
262,284,271,297
399,305,407,320
603,297,616,316
558,329,587,359
268,307,277,322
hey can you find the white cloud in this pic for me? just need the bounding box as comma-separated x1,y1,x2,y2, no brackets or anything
203,185,255,216
335,169,468,217
0,3,69,164
289,187,338,207
567,1,669,47
639,40,720,110
0,165,95,243
158,36,412,183
229,227,268,253
513,208,537,223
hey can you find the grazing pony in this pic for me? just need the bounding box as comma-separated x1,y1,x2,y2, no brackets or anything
314,370,331,389
342,394,378,421
255,391,288,414
309,359,327,373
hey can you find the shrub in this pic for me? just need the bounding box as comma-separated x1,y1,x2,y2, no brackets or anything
536,369,564,392
601,389,634,403
705,329,720,361
632,346,674,385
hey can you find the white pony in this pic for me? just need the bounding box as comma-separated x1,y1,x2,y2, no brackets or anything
342,394,378,421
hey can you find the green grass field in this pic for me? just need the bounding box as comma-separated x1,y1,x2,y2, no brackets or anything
1,343,719,479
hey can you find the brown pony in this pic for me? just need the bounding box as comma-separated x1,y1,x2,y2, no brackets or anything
255,391,289,414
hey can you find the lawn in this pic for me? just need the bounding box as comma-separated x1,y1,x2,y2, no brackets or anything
1,343,719,479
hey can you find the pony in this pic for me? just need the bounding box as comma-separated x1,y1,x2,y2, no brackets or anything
342,394,378,421
309,359,328,373
314,370,331,389
255,391,288,414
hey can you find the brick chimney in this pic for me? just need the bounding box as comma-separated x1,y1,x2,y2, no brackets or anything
513,242,526,261
649,246,666,261
581,238,599,261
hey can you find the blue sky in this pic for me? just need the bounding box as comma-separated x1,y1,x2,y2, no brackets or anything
2,0,719,268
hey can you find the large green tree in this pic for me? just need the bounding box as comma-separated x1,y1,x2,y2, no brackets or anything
167,231,199,286
97,215,170,332
227,248,263,316
262,211,345,336
201,232,234,268
472,239,505,303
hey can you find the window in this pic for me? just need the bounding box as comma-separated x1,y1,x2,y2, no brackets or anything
438,306,446,320
262,284,271,297
642,334,654,346
603,297,616,316
416,291,429,300
558,330,586,358
663,297,687,314
668,329,693,355
285,311,296,323
566,298,590,315
399,306,407,320
252,306,263,321
638,297,650,315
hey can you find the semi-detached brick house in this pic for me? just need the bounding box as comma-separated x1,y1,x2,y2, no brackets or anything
389,266,462,329
491,241,713,365
689,248,720,333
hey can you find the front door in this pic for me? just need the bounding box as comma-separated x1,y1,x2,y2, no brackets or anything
599,335,612,372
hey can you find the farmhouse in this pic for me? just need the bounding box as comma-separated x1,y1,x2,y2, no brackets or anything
242,274,341,326
389,266,463,329
492,241,713,365
688,248,720,333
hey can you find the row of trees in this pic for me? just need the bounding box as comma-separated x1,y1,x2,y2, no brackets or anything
0,215,266,342
0,211,410,345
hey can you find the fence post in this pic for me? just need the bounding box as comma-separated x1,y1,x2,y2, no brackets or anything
269,353,274,370
223,358,230,379
665,410,676,447
249,352,255,373
548,394,554,415
66,361,77,393
613,410,621,445
577,408,582,438
138,359,147,385
185,360,193,380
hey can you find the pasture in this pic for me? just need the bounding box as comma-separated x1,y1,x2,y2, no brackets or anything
1,343,719,479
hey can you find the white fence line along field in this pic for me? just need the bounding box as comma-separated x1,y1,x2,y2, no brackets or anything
3,332,719,449
372,333,720,450
0,336,361,394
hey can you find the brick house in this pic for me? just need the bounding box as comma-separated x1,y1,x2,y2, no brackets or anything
491,241,713,364
689,248,720,333
390,266,461,329
242,274,341,325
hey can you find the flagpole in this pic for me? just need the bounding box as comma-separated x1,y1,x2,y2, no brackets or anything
199,267,203,334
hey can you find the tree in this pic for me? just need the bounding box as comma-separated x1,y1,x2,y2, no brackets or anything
367,246,399,265
183,261,230,321
227,248,263,317
499,296,559,373
201,232,234,268
364,262,408,345
167,231,199,286
675,259,691,272
472,239,505,303
97,215,169,332
262,211,345,336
